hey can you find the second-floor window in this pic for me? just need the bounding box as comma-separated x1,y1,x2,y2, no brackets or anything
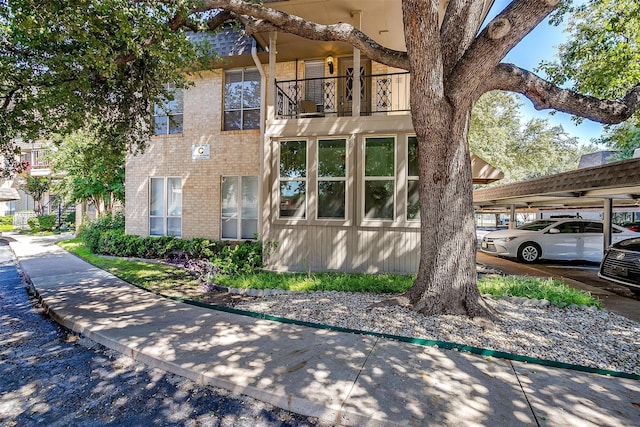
224,68,261,131
153,85,183,135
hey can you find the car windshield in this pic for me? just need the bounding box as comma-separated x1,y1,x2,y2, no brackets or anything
516,220,558,231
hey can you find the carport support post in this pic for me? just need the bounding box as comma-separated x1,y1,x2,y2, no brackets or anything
509,205,516,229
603,198,613,251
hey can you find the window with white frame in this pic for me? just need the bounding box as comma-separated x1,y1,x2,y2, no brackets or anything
304,60,325,111
221,176,258,240
364,136,395,220
279,140,307,219
223,68,261,131
407,136,420,220
153,85,184,135
149,177,182,237
317,138,346,219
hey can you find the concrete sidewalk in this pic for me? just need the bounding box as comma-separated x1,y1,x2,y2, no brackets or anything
8,233,640,426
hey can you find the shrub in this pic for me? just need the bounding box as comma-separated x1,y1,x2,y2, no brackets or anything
27,217,38,231
212,241,264,274
77,212,125,252
37,215,56,230
78,212,266,273
0,215,13,226
65,211,76,226
26,214,57,231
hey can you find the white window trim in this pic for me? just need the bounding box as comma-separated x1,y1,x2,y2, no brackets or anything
362,135,396,222
407,135,420,222
153,84,184,136
278,139,308,220
149,176,182,237
221,175,259,241
223,68,261,131
316,137,348,221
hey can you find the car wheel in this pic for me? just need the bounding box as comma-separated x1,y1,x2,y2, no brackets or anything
518,242,541,263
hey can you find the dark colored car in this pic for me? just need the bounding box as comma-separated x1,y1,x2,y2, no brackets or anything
622,222,640,232
599,237,640,295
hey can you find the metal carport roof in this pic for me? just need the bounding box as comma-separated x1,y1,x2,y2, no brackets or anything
473,157,640,212
473,157,640,250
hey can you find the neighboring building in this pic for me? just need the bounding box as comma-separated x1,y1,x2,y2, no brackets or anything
577,151,620,169
0,140,53,217
125,0,502,273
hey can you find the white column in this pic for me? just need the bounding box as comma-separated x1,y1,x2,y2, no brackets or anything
351,10,362,117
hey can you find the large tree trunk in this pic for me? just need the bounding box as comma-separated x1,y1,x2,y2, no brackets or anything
404,107,491,317
401,0,491,318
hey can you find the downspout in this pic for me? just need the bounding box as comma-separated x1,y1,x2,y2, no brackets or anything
252,39,267,240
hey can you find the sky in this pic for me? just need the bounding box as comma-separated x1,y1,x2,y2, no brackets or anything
486,0,605,146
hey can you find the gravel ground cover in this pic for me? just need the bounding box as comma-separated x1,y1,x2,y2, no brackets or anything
0,243,328,427
231,291,640,376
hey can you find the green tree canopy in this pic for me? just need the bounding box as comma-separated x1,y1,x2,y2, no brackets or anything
20,175,50,215
541,0,640,157
50,129,125,215
469,91,596,184
1,0,216,174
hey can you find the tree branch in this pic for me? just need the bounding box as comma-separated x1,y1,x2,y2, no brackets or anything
440,0,487,76
485,63,640,124
448,0,559,100
113,9,233,65
197,0,410,69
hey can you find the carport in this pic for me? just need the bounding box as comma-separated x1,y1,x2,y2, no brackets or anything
473,157,640,252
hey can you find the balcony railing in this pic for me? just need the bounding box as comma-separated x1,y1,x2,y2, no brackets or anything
275,72,410,119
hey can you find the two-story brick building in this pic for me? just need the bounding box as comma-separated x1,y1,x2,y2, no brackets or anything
125,0,502,273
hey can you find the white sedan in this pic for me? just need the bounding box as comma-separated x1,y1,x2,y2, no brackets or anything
480,219,640,263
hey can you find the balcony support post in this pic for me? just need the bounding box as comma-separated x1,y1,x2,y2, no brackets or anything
352,10,362,117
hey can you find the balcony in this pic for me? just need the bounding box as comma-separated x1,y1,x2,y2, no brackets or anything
275,72,410,119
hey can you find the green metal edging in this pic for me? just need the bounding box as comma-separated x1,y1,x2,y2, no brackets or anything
145,287,640,381
55,247,638,382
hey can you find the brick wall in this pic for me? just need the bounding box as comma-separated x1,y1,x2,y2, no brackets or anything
125,70,261,239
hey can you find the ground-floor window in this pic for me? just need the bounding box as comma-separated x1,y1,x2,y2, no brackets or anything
279,140,307,219
407,136,420,220
364,136,395,220
149,177,182,237
221,176,259,240
317,138,347,219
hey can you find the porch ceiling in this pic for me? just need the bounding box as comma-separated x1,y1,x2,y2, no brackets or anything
258,0,495,62
473,157,640,212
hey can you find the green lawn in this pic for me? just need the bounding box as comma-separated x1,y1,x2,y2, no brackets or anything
59,239,204,299
59,238,602,308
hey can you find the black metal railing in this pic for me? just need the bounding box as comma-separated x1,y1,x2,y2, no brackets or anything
275,72,410,119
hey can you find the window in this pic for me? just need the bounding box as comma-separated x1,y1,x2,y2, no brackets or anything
304,61,324,110
224,68,261,130
221,176,258,240
556,221,582,234
279,140,307,218
317,139,346,219
149,177,182,237
33,150,49,167
584,222,603,233
364,137,395,220
153,85,183,135
407,136,419,220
